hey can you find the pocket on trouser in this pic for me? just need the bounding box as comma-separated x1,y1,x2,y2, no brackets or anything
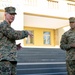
0,61,11,75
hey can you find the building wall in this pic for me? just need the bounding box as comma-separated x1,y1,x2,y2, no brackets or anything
58,26,70,45
24,26,55,47
0,10,69,47
23,26,70,47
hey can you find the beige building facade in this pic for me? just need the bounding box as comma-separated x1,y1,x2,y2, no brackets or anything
0,0,75,47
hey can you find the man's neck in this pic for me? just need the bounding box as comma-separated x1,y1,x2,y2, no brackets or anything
71,28,75,31
5,19,11,25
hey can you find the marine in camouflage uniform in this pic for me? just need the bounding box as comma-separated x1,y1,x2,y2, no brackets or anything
60,17,75,75
0,6,33,75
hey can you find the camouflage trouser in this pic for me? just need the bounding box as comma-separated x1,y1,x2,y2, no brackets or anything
0,60,17,75
66,60,75,75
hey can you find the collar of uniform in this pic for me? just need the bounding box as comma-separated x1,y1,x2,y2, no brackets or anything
70,28,75,32
3,20,10,26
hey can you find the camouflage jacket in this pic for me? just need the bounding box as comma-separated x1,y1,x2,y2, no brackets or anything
60,29,75,60
0,20,28,61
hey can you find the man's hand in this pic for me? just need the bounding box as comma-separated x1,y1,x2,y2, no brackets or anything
70,43,75,47
16,43,22,50
28,31,33,38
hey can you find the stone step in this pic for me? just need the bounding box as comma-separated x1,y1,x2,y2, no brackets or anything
17,72,67,75
17,62,67,74
17,48,66,63
17,62,66,69
17,67,67,74
17,48,67,75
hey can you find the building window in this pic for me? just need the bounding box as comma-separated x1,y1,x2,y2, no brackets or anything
24,0,37,6
47,0,59,10
26,30,34,44
43,32,50,45
67,3,75,12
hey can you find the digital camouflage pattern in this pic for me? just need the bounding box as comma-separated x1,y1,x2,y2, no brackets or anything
0,61,17,75
60,29,75,60
0,20,28,61
69,17,75,23
66,60,75,75
60,25,75,75
5,7,16,14
0,6,29,75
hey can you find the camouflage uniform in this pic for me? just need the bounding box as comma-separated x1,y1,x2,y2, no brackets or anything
60,17,75,75
0,7,29,75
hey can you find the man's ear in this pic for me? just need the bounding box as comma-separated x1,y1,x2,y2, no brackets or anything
4,12,7,17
